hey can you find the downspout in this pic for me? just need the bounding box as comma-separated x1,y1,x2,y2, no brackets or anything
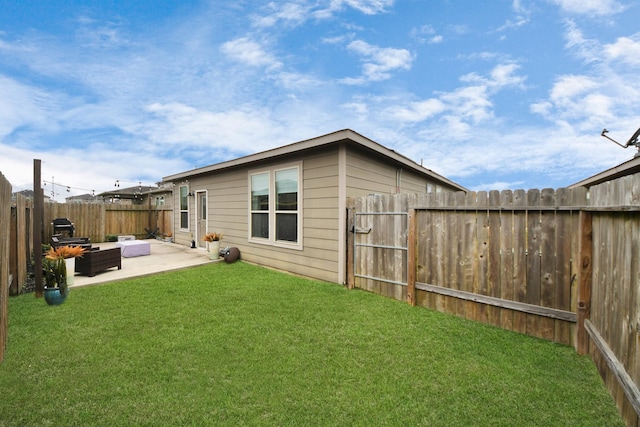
338,144,347,284
396,168,403,193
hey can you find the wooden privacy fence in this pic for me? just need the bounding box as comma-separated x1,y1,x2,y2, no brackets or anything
8,195,32,298
348,180,640,425
414,188,585,346
7,202,173,296
0,172,12,363
348,189,584,346
44,203,173,243
587,174,640,425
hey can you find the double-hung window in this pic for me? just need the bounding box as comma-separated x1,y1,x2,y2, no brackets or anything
249,163,301,248
179,185,189,229
251,173,269,239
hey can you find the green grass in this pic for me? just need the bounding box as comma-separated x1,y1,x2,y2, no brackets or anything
1,262,622,426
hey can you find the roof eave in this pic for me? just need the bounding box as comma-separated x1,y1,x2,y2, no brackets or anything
162,129,467,192
569,155,640,188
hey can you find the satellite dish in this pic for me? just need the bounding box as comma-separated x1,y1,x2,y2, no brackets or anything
601,127,640,157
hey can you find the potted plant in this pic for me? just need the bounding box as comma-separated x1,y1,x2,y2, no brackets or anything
43,245,87,305
203,232,223,260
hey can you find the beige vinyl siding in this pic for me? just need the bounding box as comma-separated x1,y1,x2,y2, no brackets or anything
177,147,342,283
207,169,250,244
289,147,341,281
171,169,248,247
346,145,456,196
397,169,433,193
346,146,416,196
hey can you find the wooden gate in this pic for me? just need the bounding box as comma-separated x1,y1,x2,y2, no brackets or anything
350,193,410,301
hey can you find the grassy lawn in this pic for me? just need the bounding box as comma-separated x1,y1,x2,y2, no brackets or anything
0,262,622,426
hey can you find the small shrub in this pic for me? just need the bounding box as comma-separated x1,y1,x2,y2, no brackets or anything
106,234,118,242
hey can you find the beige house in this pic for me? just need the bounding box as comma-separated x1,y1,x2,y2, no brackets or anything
162,129,466,284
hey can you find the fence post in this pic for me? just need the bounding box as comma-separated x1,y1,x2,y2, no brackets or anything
576,210,592,354
33,159,43,298
0,172,11,363
346,202,355,289
407,208,416,306
9,206,17,295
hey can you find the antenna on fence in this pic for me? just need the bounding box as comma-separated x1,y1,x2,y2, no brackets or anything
600,126,640,158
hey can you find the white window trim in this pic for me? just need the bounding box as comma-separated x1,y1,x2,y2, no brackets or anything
179,184,190,231
196,189,208,246
248,161,303,250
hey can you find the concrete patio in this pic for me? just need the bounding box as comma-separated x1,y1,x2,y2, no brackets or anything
69,239,215,288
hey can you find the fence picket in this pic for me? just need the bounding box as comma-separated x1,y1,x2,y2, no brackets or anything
0,172,10,363
525,189,542,338
463,191,478,321
453,191,467,317
475,191,488,323
539,188,556,341
488,190,501,327
512,189,528,335
554,187,573,344
499,190,515,331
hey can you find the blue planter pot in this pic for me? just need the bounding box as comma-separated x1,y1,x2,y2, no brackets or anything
44,288,68,306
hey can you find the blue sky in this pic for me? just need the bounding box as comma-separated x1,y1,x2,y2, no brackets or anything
1,0,639,200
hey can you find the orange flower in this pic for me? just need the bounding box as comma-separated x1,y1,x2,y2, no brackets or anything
46,245,88,260
203,232,223,242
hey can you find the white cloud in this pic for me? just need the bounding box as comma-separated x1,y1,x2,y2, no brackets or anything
474,181,526,192
533,22,640,128
563,20,601,63
341,101,369,117
275,71,324,91
411,24,436,37
604,34,640,67
322,34,351,44
0,76,53,138
410,25,443,44
387,99,446,122
1,141,184,200
531,74,615,124
384,63,525,126
342,40,413,84
313,0,394,19
460,62,525,88
537,72,636,127
488,63,526,88
494,16,529,33
448,24,469,35
220,37,282,69
251,2,309,28
398,121,627,189
75,15,129,48
549,75,598,102
549,0,625,16
440,85,493,124
141,102,281,154
338,0,395,15
512,0,529,14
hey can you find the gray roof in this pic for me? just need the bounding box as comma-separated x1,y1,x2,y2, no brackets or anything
569,155,640,188
163,129,466,192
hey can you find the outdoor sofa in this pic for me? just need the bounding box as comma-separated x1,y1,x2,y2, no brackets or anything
75,247,122,277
